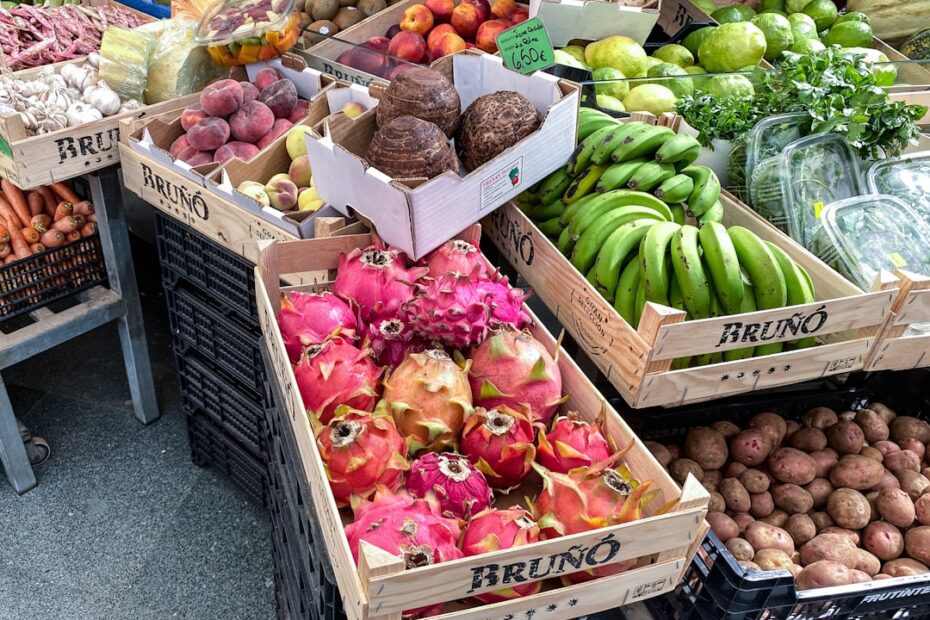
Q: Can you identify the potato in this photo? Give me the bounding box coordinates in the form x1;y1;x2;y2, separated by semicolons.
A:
796;560;851;590
644;441;673;467
749;492;774;518
901;438;927;462
896;470;930;500
789;428;827;453
871;469;900;493
848;569;872;584
826;421;865;455
730;430;772;467
855;549;881;576
876;487;916;528
869;402;897;424
891;416;930;443
838;410;857;422
706;512;739;543
720;478;751;513
905;526;930;565
804;478;833;509
810;511;833;532
854;409;889;443
768;448;817;485
772;483;813;514
866;491;880;522
669;458;704;485
860;446;883;462
745;521;794;555
684;426;729;470
791;550;801;564
788;563;803;577
749;412;788;449
739;468;770;494
785;513;816;545
821;527;861;546
708;491;726;513
725;537;754;562
799;533;859;568
725;461;748;478
827;488;871;530
882;558;929;577
885;449;921;474
666;444;679;460
785;419;801;439
915;494;930;525
863;521;904;561
873;440;900;456
922;467;930;482
754;548;794;572
733;512;755;533
803;407;838;430
712;420;741;440
873;573;893;580
809;449;839;479
740;560;761;571
702;470;722;491
761;509;789;528
830;454;885;490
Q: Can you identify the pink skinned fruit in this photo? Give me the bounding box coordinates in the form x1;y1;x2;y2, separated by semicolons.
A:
169;134;190;158
177;146;214;166
406;452;494;520
256;118;294;150
460;507;542;603
229;100;275;143
200;79;244;117
187;117;230;151
180;105;207;131
253;66;281;92
332;242;428;322
214;141;260;164
240;81;260;102
476;276;533;329
288;99;311;124
293;337;383;424
460;405;536;490
260;78;298;119
421;239;490;278
276;290;357;363
536;411;613;474
360;304;427;367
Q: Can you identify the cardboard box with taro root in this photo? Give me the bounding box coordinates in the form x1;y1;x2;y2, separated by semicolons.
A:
306;51;579;259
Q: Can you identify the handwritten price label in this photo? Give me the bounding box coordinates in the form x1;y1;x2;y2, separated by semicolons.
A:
496;18;555;75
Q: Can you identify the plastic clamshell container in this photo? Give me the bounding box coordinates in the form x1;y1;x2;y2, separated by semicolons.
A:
743;112;809;190
815;194;930;290
866;151;930;221
194;0;300;66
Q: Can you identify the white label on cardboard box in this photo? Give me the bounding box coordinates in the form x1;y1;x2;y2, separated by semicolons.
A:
481;156;524;212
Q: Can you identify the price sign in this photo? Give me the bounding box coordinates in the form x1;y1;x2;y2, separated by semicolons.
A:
496;18;555;75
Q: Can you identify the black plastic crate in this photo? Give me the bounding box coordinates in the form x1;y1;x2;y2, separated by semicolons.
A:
176;350;265;458
188;410;269;507
636;370;930;620
166;283;265;396
155;212;258;322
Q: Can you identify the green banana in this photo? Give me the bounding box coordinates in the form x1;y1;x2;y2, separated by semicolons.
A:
627;161;676;192
798;263;815;299
517;190;541;206
537;216;564;238
639;221;681;306
559;193;599;227
723;283;756;362
576;110;618;141
698;200;724;226
728;226;787;311
698;221;744;314
671;225;712;320
610;125;675;163
682;166;721;217
654;133;702;165
596;158;648;193
564;164;608;203
655;174;694;204
538;168;573;204
633;278;647;328
586;266;600;288
557;227;573;255
568;190;672;241
593;219;656;301
570;125;619;177
668;275;693;369
766;241;817;350
570;207;665;274
670;204;686;225
613;257;642;326
591;123;644;165
525;199;565;222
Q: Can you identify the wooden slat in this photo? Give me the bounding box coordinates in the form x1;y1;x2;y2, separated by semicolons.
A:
895;287;930;326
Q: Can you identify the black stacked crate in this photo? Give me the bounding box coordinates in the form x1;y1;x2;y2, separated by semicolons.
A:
155;212;269;505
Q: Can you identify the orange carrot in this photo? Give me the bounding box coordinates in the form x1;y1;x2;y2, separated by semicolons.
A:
0;243;9;258
26;191;43;217
0;224;8;244
29;242;44;253
40;229;64;248
66;231;81;242
31;214;50;233
86;213;97;223
53;201;73;221
50;181;80;205
73;200;94;216
4;253;17;264
37;186;57;216
2;179;31;228
0;196;28;258
20;227;39;244
53;216;80;233
81;222;97;237
72;214;86;227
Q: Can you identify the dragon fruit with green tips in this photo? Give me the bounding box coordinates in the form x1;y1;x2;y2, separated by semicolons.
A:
345;488;463;618
361;305;427;367
460;507;542;603
277;291;357;363
294;337;383;424
467;329;565;424
460;406;536;491
406;452;494;520
422;239;489;278
536;411;613;474
333;242;427;322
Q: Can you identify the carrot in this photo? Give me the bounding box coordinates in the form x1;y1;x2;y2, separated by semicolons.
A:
0;243;9;258
72;214;86;227
80;222;97;237
36;186;57;215
53;216;80;233
86;213;97;223
4;254;16;264
26;191;43;217
66;231;81;242
0;224;8;244
21;227;39;244
50;181;80;205
73;200;94;216
0;196;28;258
40;229;64;248
29;242;44;253
53;201;73;221
2;179;31;228
31;214;51;233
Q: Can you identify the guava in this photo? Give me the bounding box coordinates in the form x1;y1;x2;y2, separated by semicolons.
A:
823;20;873;48
751;13;795;60
785;0;810;14
596;95;626;113
592;67;630;99
585;35;648;77
788;13;819;40
682;26;716;56
561;45;588;64
835;11;870;25
646;62;694;98
653;43;694;68
790;36;826;54
622;84;678;116
703;74;755;98
712;5;755;23
698;22;768;73
841;47;897;86
802;0;838;31
691;0;717;15
553;50;591;70
685;65;709;89
759;0;785;11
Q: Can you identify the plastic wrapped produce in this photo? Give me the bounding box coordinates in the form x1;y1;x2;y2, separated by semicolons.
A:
139;20;226;104
98;26;156;103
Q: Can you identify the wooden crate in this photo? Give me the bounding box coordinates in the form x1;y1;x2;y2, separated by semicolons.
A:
255;228;709;620
865;271;930;372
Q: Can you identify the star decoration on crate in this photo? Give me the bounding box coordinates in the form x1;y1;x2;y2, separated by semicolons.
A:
546;604;558;612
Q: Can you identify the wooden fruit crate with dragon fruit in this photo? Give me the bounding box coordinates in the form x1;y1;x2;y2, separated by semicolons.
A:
255;225;709;620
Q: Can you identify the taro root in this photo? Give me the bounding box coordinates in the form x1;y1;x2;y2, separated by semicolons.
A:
376;67;461;138
456;90;541;172
365;116;458;180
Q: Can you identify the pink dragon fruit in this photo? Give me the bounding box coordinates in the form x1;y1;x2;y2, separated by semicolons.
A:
345;488;463;618
406;452;494;519
536;411;613;474
294;337;383;424
468;329;566;425
333;243;427;321
361;305;427;367
277;291;358;363
460;406;536;491
476;276;532;329
383;349;473;455
316;408;409;506
460;507;542;603
422;239;490;278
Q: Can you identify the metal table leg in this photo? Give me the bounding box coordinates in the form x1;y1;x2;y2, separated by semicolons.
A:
0;376;36;494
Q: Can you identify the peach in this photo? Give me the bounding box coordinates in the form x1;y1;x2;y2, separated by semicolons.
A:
256;118;295;150
451;3;482;38
340;101;367;118
169;134;190;158
475;19;509;53
260;79;298;119
177;146;214;166
240;81;260;102
340;47;389;76
388;31;427;63
424;0;454;22
427;23;456;51
187;117;230;151
288;155;313;187
180;106;207;132
214;141;260;164
230;101;275;143
200;79;243;117
364;36;392;52
237;181;270;207
265;176;299;210
254;67;282;92
491;0;516;19
288;99;311;124
432;31;466;57
400;4;434;36
462;0;491;21
509;6;528;23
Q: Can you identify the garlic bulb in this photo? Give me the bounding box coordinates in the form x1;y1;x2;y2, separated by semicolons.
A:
87;52;100;69
18;110;37;131
83;81;120;116
66;102;102;127
0;103;16;117
42;85;72;112
119;99;143;113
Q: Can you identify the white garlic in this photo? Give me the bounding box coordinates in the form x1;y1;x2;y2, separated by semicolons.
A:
87;52;100;69
119;99;143;113
66;102;102;127
82;81;121;116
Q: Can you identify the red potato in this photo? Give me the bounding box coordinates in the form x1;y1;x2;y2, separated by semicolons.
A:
873;440;901;456
750;492;774;518
733;512;755;533
854;409;889;443
809;449;839;478
884;449;921;474
796;561;851;590
644;441;672;467
890;417;930;444
863;521;904;561
754;548;793;572
871;469;900;492
761;509;789;528
799;533;859;568
768;448;817;485
882;558;929;577
810;511;833;532
739;469;770;494
720;478;751;513
905;526;930;565
896;470;930;500
702;470;722;491
838;410;857;422
789;428;827;452
827;488;871;530
803;407;838;430
848;569;872;584
707;512;739;543
712;420;741;439
744;521;794;555
900;438;926;461
726;461;748;478
684;427;729;470
749;412;788;449
805;478;834;508
668;458;703;485
725;537;754;561
785;420;801;439
830;454;885;490
821;527;860;546
868;402;897;424
855;549;881;576
860;446;884;462
772;483;813;514
708;492;725;513
826;421;865;455
876;488;915;528
785;513;816;545
666;445;679;460
730;430;773;466
915;494;930;525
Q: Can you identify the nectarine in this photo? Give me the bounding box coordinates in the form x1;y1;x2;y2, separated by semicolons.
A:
462;0;491;21
427;23;456;52
451;3;482;38
509;6;529;23
388;30;427;63
490;0;516;19
400;4;434;37
475;19;509;53
432;31;466;57
424;0;454;22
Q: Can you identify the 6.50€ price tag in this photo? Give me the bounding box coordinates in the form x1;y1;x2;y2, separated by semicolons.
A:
496;18;555;75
